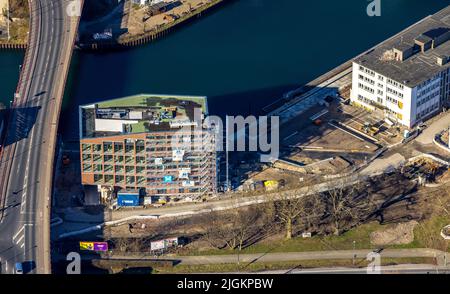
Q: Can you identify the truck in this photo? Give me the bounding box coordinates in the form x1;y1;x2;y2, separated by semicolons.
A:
15;262;23;274
117;192;140;207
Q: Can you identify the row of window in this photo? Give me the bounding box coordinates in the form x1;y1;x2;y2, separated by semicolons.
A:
81;141;145;154
386;78;404;90
417;89;440;107
417;102;439;120
357;94;373;106
386;86;404;98
83;163;146;173
93;174;146;186
358;83;374;94
417;82;440;98
417;74;440;90
359;65;375;77
150;188;201;194
358;74;375;85
82;154;146;164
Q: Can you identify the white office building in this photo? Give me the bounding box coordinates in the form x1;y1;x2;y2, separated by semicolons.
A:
350;6;450;128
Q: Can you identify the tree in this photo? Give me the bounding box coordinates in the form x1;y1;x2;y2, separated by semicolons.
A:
272;187;318;240
321;180;358;236
200;205;265;250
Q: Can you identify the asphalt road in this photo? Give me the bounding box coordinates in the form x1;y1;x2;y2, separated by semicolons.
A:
0;0;80;274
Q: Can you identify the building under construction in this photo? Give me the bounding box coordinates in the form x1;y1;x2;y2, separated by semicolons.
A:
79;94;218;202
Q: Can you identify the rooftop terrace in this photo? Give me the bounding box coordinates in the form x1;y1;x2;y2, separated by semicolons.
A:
79;94;208;139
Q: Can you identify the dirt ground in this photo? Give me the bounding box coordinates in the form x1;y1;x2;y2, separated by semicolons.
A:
127;0;214;36
370;221;419;246
0;0;29;44
103;171;449;254
54;151;83;208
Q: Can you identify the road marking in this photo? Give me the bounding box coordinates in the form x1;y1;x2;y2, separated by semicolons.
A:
283;131;299;141
21;122;37;214
12;225;25;241
12;224;34;256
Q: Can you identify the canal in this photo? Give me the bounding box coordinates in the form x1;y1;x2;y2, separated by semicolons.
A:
1;0;449;140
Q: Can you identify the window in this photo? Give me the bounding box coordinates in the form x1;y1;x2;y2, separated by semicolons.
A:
126;176;135;185
104;165;113;173
125;143;135;154
94;174;103;183
81;144;91;152
115;175;124;184
103;142;113;153
82;154;91;162
104;155;113;163
114;142;124;153
115;165;124;173
82;164;92;172
94;144;102;153
94;164;102;172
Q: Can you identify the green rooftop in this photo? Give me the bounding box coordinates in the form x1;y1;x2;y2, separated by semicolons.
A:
96;94;208;114
80;94;208;138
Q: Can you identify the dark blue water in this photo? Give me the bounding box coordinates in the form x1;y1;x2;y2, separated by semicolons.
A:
1;0;449;140
0;51;24;108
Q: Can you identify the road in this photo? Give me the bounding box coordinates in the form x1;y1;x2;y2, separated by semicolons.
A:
244;264;450;274
119;248;448;267
53;248;448;274
0;0;81;274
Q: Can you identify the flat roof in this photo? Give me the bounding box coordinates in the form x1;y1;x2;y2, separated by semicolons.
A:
80;94;208;139
354;5;450;88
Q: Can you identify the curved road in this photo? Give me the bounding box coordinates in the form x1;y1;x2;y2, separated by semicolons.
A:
0;0;81;274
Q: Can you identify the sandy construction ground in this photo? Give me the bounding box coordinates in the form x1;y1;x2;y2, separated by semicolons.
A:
0;0;8;25
128;0;216;36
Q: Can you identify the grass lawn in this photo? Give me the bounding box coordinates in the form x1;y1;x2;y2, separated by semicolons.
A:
182;222;384;256
394;215;450;251
180;216;450;257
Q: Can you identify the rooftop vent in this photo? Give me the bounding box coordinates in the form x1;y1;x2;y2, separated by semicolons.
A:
392;42;414;62
414;34;433;52
423;27;450;49
437;55;448;66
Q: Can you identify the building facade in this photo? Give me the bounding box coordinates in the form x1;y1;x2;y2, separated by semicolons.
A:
350;6;450;128
79;94;217;201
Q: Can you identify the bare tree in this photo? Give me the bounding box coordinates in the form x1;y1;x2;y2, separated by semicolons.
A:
299;191;325;233
321;180;358;236
272;188;317;240
200;205;265;250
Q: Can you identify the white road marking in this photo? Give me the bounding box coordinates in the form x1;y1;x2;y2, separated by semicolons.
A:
284;131;299;141
12;225;25;241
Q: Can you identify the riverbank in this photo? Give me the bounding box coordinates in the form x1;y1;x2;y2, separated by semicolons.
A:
79;0;228;50
0;0;227;51
0;0;29;47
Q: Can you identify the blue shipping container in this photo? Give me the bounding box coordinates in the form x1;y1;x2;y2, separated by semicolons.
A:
117;193;140;207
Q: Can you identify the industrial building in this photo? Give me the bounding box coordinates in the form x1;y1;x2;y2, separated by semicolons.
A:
350;6;450;128
79;94;218;204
